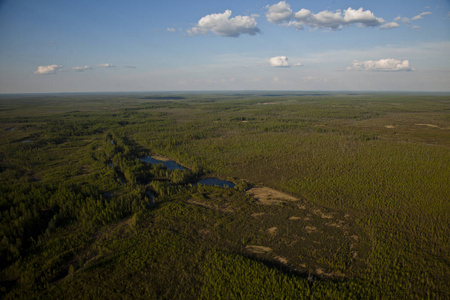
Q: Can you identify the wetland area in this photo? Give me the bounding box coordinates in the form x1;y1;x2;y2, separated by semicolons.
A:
0;92;449;299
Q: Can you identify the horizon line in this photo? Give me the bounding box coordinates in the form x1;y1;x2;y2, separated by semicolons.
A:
1;90;450;96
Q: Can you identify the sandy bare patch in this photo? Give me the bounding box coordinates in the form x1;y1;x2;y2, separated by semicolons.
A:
304;217;311;221
260;102;276;105
241;120;249;123
275;256;288;264
267;227;277;235
251;212;266;217
415;124;439;128
316;268;334;277
297;204;306;210
316;268;344;278
246;245;272;254
289;216;301;220
325;222;342;228
305;226;317;233
247;187;298;205
384;125;395;129
313;209;333;219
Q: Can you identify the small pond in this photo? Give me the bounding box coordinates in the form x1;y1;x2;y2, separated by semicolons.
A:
197;178;235;188
140;156;234;188
140;156;184;170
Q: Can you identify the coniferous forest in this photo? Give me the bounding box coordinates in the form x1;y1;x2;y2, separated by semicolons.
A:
0;92;449;298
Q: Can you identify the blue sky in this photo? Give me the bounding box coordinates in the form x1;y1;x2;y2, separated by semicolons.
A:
0;0;449;93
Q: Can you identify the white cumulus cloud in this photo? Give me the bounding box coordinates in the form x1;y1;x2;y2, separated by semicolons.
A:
72;65;93;72
347;59;413;72
34;64;63;74
394;16;410;24
266;1;293;24
393;11;430;29
343;7;384;27
380;22;399;29
291;8;345;30
97;63;115;68
269;56;290;67
188;10;260;37
167;27;176;32
266;1;387;30
412;11;431;21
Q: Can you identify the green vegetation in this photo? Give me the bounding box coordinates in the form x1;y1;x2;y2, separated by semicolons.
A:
1;92;449;298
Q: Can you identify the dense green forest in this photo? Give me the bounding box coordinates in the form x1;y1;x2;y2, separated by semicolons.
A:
0;92;449;298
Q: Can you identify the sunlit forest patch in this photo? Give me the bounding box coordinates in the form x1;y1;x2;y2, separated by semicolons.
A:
0;92;449;298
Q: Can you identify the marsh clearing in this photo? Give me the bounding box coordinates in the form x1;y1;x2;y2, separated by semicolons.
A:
181;182;358;279
415;123;439;128
246;187;298;205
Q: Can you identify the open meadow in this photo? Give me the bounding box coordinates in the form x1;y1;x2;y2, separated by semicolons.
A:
0;92;449;298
